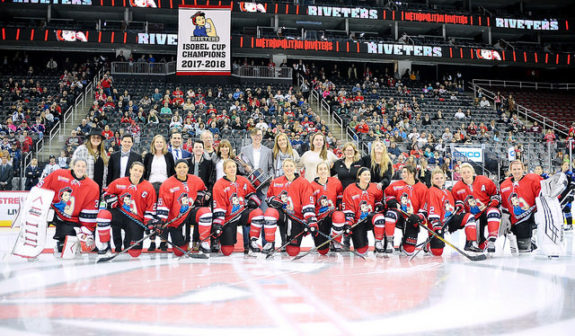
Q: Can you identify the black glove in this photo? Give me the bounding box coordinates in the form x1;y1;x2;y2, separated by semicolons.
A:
343;224;352;236
212;223;223;237
247;198;259;209
103;194;118;209
267;197;284;209
306;220;319;237
374;203;384;213
431;221;444;236
407;214;424;228
386;198;399;210
147;219;164;235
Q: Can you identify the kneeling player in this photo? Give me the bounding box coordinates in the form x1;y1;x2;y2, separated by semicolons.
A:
96;162;156;257
156;159;212;256
213;159;266;256
427;168;481;256
37;158;100;255
267;159;318;256
452;163;501;253
500;160;542;253
310;162;345;252
342;167;384;255
383;165;428;256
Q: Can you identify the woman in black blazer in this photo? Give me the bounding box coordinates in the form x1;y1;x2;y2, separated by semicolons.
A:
143;135;175;251
330;142;363;190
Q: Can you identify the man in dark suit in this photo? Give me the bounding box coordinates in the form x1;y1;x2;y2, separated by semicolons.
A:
106;134;142;186
0;153;13;191
168;132;191;163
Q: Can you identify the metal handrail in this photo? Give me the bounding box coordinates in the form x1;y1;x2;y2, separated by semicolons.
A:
472;79;575;91
471;82;569;137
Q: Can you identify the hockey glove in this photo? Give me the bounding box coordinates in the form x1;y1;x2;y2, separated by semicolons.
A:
267;197;284;209
103;194;118;209
386;198;399;210
374;203;385;213
431;220;444;236
212;223;224;238
407;214;425;228
247;198;259;209
455;203;465;215
147;219;165;235
306;219;319;237
343;224;352;236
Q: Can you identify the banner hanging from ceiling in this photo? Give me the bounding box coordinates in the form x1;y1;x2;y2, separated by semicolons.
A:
176;5;231;75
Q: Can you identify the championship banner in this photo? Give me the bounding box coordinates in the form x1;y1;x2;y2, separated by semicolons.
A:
177;5;231;75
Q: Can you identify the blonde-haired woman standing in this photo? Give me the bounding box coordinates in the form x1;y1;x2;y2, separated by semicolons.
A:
361;139;393;190
299;132;337;182
143;134;175;251
272;133;300;177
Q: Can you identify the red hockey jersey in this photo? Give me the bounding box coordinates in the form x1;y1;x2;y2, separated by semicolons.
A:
213;175;259;225
267;175;315;222
157;175;207;228
342;183;383;224
37;168;99;230
384;180;428;217
426;186;456;225
104;177;156;224
451;175;500;218
310;177;343;220
500;173;542;224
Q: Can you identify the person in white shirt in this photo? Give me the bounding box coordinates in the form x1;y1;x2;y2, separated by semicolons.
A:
41;155;60;179
454;108;466;119
479;97;491;108
300;132;338;182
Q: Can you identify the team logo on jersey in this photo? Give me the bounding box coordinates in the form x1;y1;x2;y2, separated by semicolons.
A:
359;201;372;220
443;199;454;218
465;195;483;215
317;195;334;215
121;193;137;214
509;193;529;216
230;193;243;214
279;191;294;214
178;193;191;214
54;187;75;217
142;192;148;198
400;193;414;215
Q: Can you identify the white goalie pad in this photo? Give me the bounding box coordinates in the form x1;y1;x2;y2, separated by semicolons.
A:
61;236;81;259
541;173;568;198
535;195;565;257
11;187;55;259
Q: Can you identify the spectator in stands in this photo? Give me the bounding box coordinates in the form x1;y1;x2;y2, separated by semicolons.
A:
418;158;431;187
20;131;33;153
72;128;107;191
544;129;557;144
454;108;465;120
24;157;41;190
152;88;162;103
147;110;159;124
434;110;444;120
102;125;113;140
76;119;91;136
529;121;542;133
272;133;300;177
160;102;172;115
0;151;13;191
100;74;113;97
201;131;216;160
479;97;491;109
41;155;59;179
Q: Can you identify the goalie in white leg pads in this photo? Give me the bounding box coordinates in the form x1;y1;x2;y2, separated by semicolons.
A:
534;172;568;257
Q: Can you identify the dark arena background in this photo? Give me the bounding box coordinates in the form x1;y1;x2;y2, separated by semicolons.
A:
1;0;575;335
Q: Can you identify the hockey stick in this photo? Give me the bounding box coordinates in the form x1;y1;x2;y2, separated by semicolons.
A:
282;211;366;260
97;208;195;263
397;209;486;261
292;216;371;261
410;212;457;261
265;209;334;259
120;210;208;259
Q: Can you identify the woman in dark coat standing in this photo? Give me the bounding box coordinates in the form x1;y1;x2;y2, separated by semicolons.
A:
330;142;363;190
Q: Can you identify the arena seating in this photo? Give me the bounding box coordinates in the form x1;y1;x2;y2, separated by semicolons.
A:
499;89;575;126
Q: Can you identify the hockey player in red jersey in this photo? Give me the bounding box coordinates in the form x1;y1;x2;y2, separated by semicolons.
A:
156;159;212;256
96;162;156;257
426;168;482;256
213;159;265;256
267;158;318;256
37;158;100;254
452;163;501;253
500;160;542;253
310;162;345;252
382;165;427;256
342;167;384;255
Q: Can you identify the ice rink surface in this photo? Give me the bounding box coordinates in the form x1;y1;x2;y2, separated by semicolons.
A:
1;228;575;336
